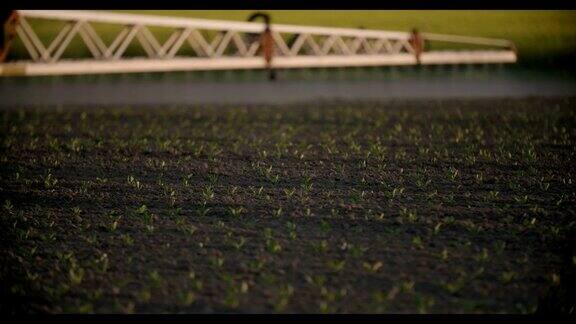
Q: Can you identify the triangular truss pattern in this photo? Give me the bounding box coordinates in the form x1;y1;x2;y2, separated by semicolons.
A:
14;15;421;62
3;10;517;76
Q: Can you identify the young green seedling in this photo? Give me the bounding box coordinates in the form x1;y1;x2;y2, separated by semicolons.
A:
229;206;245;217
363;261;383;273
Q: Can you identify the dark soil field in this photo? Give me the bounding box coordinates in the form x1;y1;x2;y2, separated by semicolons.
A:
0;98;575;313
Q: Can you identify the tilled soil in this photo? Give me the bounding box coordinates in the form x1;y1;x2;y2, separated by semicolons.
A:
0;98;575;313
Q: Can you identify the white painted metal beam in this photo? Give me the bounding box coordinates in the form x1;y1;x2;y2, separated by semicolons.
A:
0;51;517;76
421;51;517;65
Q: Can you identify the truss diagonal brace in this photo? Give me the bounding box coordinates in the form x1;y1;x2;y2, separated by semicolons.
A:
112;25;140;60
50;21;83;62
165;28;192;58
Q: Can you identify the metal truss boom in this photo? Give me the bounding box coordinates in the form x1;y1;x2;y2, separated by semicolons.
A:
0;10;517;76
